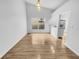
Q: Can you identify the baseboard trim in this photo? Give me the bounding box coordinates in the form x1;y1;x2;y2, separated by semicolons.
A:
0;33;27;59
31;32;50;34
65;44;79;56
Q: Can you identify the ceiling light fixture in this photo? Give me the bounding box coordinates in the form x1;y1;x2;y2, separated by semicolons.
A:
36;0;41;11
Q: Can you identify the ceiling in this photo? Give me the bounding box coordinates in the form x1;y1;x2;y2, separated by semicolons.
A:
25;0;68;9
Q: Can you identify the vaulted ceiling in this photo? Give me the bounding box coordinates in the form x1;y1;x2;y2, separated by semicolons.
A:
25;0;69;10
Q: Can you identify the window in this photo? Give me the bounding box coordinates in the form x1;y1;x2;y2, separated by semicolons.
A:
32;18;45;29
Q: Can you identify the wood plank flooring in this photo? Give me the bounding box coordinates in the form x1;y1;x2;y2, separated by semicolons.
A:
2;33;79;59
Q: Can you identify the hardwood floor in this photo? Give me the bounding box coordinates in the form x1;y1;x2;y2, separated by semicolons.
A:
2;33;79;59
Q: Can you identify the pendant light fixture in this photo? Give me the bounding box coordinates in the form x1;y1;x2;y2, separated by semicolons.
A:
36;0;41;11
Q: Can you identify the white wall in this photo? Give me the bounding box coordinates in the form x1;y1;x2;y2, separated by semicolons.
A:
0;0;27;58
50;0;79;56
66;0;79;56
26;3;51;33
